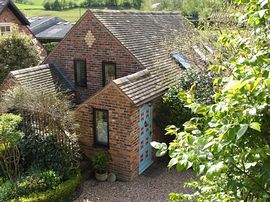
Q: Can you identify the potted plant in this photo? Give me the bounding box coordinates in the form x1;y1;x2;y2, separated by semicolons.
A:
91;151;109;181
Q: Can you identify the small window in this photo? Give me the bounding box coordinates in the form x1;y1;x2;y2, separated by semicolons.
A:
102;62;116;86
74;59;87;87
94;109;109;147
171;51;191;69
0;23;12;35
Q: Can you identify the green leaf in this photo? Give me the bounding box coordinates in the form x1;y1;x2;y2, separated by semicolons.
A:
168;157;179;168
151;141;162;150
249;122;261;132
236;124;249;140
258;9;267;18
191;130;201;135
203;141;215;150
156;149;167;157
206;162;226;179
176;163;185;172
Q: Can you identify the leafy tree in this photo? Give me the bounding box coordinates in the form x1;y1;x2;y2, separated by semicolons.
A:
0;27;41;84
152;0;270;201
155;0;225;20
155;68;215;130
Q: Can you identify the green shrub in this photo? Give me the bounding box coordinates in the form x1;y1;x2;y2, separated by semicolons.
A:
17;169;61;196
42;42;58;53
1;170;80;202
0;27;41;83
155;68;215;130
20;134;80;180
0;180;17;202
0;113;23;180
91;151;109;174
0;169;62;201
11;170;81;202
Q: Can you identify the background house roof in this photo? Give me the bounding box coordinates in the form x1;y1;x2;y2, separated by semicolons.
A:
91;10;202;106
0;0;29;25
9;64;74;95
28;16;74;41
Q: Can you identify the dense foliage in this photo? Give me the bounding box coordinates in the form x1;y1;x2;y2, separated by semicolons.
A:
91;151;110;174
0;114;23;180
1;170;81;202
11;170;81;202
0;169;61;201
152;0;270;201
41;0;151;10
154;0;225;19
0;86;81;201
42;42;59;53
155;68;215;130
20;134;80;180
0;86;75;132
81;0;151;9
0;27;41;84
43;0;79;10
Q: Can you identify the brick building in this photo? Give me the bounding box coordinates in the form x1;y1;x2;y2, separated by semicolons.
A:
0;0;46;55
43;10;205;181
4;9;205;180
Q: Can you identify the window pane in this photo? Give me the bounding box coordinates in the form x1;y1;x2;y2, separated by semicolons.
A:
0;27;5;32
104;63;116;85
6;26;10;32
95;110;108;146
75;60;86;87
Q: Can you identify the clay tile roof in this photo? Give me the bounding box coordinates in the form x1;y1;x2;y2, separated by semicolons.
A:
91;10;200;105
0;0;29;25
10;64;74;95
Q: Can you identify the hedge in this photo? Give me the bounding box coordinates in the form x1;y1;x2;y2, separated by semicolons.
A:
10;170;81;202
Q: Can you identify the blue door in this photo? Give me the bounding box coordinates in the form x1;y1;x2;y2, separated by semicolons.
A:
139;103;153;174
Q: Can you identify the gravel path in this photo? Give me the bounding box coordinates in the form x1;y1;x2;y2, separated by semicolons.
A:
74;162;196;202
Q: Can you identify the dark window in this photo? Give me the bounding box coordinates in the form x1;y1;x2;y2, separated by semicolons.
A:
171;51;191;69
74;59;87;87
94;109;109;147
102;62;116;86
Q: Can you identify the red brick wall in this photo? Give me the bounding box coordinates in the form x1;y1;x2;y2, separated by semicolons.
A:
76;83;165;181
76;83;139;181
0;7;47;58
45;11;143;103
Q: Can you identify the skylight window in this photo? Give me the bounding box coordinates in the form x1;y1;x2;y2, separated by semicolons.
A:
171;51;191;69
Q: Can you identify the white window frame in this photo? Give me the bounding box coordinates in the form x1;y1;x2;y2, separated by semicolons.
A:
0;23;13;35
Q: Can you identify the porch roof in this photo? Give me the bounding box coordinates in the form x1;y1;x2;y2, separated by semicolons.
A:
9;64;75;95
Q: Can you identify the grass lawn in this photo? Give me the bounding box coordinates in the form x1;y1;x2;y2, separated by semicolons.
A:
18;6;87;22
20;0;85;6
16;3;44;9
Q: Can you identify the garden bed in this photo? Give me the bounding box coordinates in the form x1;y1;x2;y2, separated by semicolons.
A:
10;170;81;202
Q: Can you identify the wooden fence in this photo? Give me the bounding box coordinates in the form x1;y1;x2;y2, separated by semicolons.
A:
18;110;74;149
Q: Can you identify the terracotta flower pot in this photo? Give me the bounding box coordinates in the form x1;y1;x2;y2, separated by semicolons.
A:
95;171;108;181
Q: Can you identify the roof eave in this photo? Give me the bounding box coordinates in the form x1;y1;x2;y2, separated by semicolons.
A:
8;1;30;25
